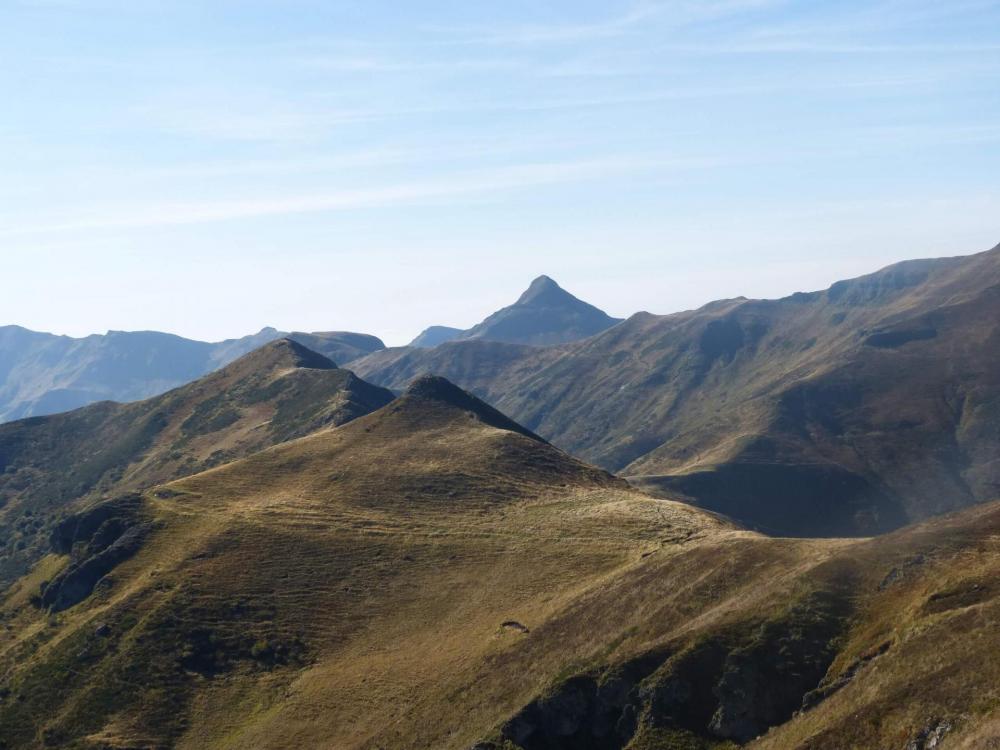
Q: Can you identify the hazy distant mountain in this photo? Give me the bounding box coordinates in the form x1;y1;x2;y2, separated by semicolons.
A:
286;330;386;363
408;325;464;348
0;325;384;422
354;243;1000;536
460;274;623;345
407;275;622;349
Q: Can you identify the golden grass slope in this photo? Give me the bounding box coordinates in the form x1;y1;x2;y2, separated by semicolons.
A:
0;376;721;749
0;377;998;749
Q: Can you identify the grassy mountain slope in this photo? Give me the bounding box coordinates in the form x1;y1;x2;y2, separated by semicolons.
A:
0;377;721;749
354;244;1000;535
1;378;997;749
0;339;393;588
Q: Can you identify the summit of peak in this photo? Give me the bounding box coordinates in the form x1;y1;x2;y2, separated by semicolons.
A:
516;275;569;305
222;338;338;375
402;374;545;442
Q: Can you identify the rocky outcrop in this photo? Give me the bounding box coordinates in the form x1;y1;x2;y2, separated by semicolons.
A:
499;651;669;750
800;640;892;711
708;595;847;742
487;591;852;749
906;719;952;750
40;494;153;612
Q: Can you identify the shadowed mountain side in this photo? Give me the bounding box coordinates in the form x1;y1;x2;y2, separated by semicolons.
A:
352;339;563;397
356;244;1000;536
0;339;394;588
1;378;999;748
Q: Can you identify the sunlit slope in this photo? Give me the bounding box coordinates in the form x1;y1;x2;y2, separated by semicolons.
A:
0;376;721;749
0;338;393;588
474;499;1000;750
2;376;998;749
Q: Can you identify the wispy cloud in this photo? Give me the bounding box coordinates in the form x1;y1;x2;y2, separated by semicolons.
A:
13;0;172;11
429;0;792;46
0;154;730;236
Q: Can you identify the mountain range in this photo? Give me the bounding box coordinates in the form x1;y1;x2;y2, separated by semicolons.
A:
353;244;1000;536
1;243;1000;749
0;275;618;424
0;326;385;423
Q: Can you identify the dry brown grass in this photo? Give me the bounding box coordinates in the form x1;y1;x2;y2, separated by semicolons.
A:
1;380;999;749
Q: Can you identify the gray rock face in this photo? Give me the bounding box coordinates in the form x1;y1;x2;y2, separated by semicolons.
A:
906;720;952;750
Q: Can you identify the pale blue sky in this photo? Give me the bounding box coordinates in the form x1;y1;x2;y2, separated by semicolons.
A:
2;0;998;344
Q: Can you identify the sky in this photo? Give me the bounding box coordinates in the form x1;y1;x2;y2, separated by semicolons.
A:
1;0;999;345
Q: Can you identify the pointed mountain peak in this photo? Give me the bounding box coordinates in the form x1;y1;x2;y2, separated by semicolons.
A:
516;275;572;305
402;375;545;442
404;275;622;349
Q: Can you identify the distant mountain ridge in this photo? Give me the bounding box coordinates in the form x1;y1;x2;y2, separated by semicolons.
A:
408;275;622;347
0;276;616;423
0;325;385;422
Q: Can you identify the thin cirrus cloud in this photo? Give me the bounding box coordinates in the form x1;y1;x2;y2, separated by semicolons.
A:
0;154;735;237
130;63;972;146
426;0;788;45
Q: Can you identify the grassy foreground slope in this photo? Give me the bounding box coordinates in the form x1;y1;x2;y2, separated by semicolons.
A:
0;375;719;749
0;377;998;749
354;244;1000;536
0;339;393;588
